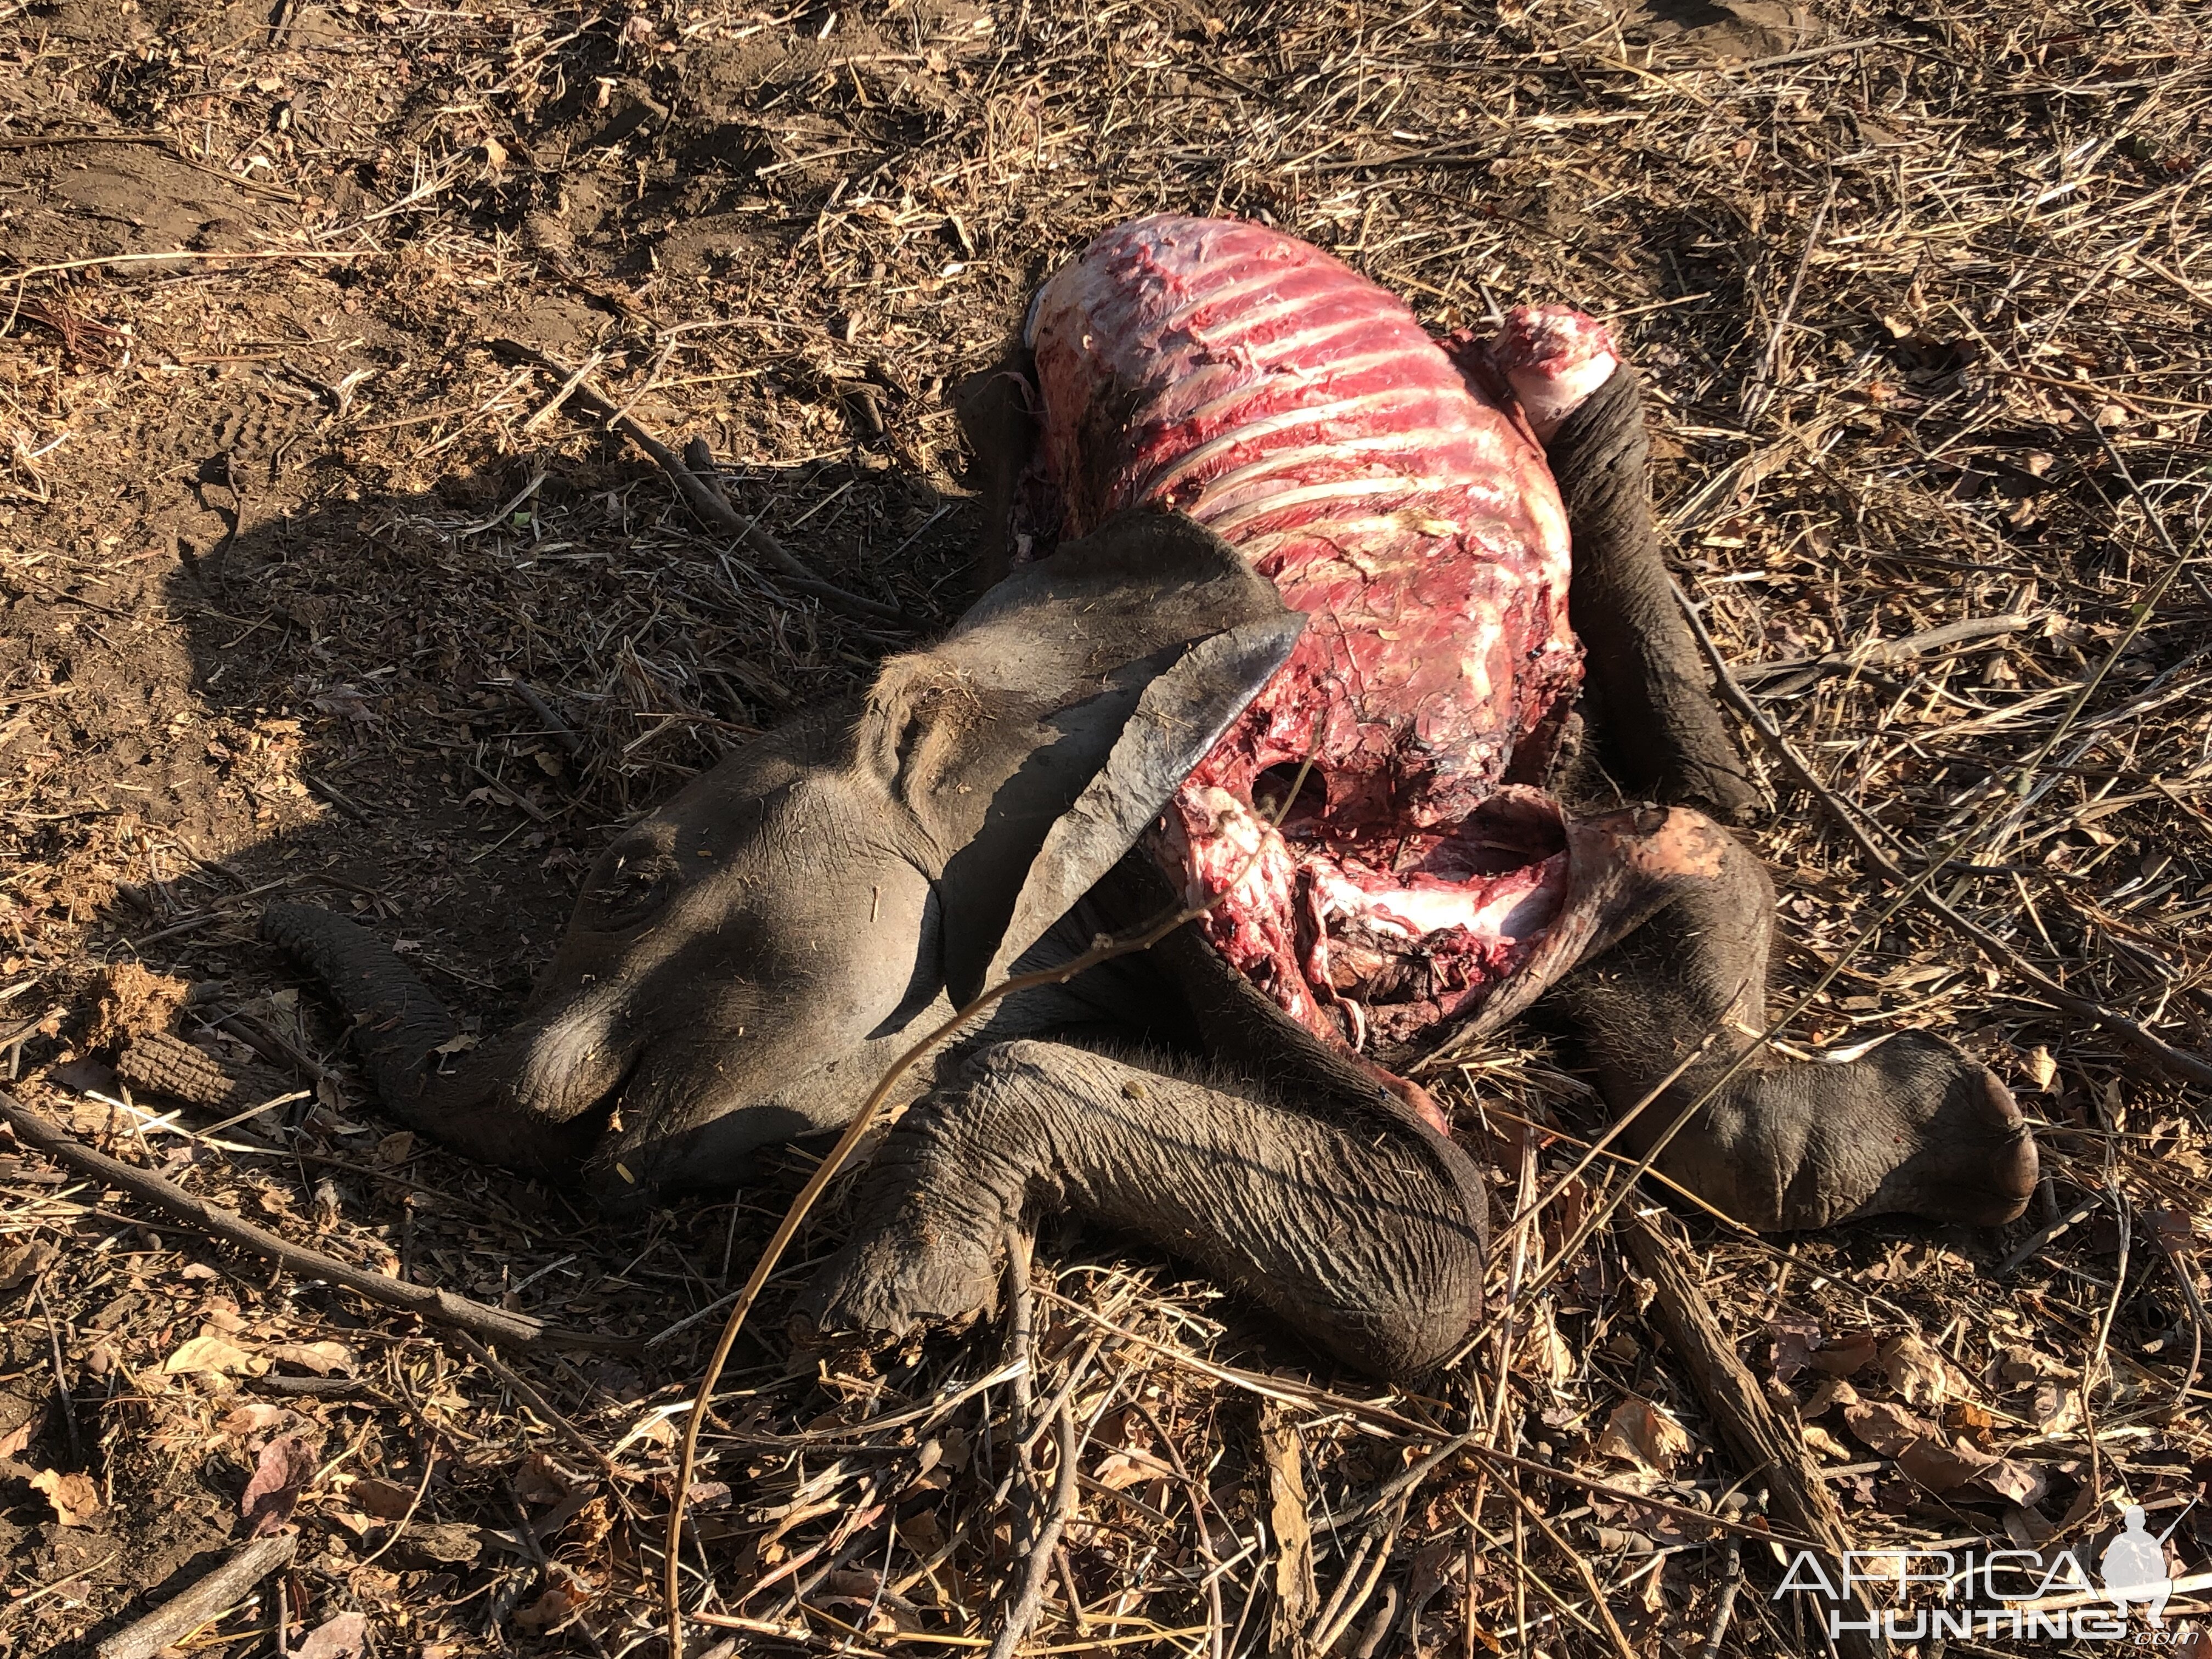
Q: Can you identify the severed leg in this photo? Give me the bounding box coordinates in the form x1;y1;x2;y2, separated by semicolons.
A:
797;1039;1489;1380
1489;310;1763;824
1554;806;2039;1232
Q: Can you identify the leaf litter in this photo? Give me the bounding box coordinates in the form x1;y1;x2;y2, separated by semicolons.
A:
0;0;2208;1652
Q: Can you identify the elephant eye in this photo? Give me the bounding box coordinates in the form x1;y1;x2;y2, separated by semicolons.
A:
592;852;679;930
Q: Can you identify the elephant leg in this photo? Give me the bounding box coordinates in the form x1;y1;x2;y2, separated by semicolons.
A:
1554;808;2038;1231
798;1040;1488;1380
1541;359;1762;823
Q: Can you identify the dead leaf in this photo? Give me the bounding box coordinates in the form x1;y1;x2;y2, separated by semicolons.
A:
349;1475;420;1520
1880;1333;1959;1407
219;1403;297;1441
1897;1435;1994;1493
0;1419;34;1459
1523;1302;1575;1384
514;1584;583;1633
895;1508;945;1554
30;1468;101;1526
2006;1504;2057;1549
1803;1378;1859;1417
1769;1316;1819;1385
1989;1344;2075;1388
0;1238;58;1290
266;1340;355;1376
1950;1401;1996;1436
1843;1399;1934;1459
2146;1206;2196;1254
1978;1460;2051;1506
374;1131;415;1164
166;1333;263;1375
1809;1329;1879;1376
398;1521;483;1565
1595;1398;1692;1475
293;1611;368;1659
1802;1424;1853;1461
817;1567;926;1634
515;1450;571;1507
2023;1382;2078;1433
241;1432;319;1534
2026;1046;2057;1090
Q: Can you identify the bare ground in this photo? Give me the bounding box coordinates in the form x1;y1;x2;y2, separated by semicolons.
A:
2;0;2210;1654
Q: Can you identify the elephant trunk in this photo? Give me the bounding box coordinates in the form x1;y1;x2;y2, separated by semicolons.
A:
262;904;605;1176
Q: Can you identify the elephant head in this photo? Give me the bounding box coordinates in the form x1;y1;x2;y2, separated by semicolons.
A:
265;509;1303;1207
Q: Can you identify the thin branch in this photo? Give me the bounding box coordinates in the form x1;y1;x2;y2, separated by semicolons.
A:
984;1395;1080;1659
0;1090;628;1352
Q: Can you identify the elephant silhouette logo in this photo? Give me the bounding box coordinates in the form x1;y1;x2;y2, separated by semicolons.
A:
2101;1505;2176;1627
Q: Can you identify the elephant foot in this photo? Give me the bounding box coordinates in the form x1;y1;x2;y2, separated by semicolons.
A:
1835;1035;2038;1227
1658;1031;2038;1233
796;1097;1017;1345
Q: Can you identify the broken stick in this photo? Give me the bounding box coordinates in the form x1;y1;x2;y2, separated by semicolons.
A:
96;1532;296;1659
1620;1213;1889;1659
0;1088;629;1352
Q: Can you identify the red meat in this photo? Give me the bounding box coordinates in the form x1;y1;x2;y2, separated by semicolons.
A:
1024;215;1620;1058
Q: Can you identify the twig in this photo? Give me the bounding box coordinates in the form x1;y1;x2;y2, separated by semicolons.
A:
2146;1218;2208;1413
95;1533;297;1659
4;250;360;285
468;760;554;824
1995;1194;2101;1275
487;678;585;756
206;1003;338;1086
487;338;907;625
1004;1226;1036;1427
1032;1288;1815;1550
31;1277;81;1465
353;1429;437;1571
1621;1214;1886;1659
1497;1480;1637;1659
1740;174;1837;426
0;1090;628;1351
1312;1498;1404;1654
1731;611;2039;686
985;1395;1080;1659
1346;1577;1401;1659
0;130;173;150
1699;1529;1743;1659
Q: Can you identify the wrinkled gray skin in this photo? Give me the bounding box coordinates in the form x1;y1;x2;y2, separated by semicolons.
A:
266;360;2038;1380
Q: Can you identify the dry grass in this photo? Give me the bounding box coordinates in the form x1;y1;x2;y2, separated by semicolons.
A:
2;0;2210;1654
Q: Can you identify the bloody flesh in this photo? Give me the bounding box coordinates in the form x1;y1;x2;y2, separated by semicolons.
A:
1024;215;1619;1056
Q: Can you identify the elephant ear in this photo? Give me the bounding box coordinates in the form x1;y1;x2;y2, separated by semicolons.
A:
865;506;1302;1005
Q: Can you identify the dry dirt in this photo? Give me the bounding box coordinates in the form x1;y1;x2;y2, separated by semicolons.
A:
2;0;2210;1655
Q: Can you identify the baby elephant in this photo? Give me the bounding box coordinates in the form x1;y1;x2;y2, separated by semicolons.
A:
268;215;2036;1380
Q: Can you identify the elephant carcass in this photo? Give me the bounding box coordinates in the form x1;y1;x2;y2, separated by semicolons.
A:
266;216;2037;1381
